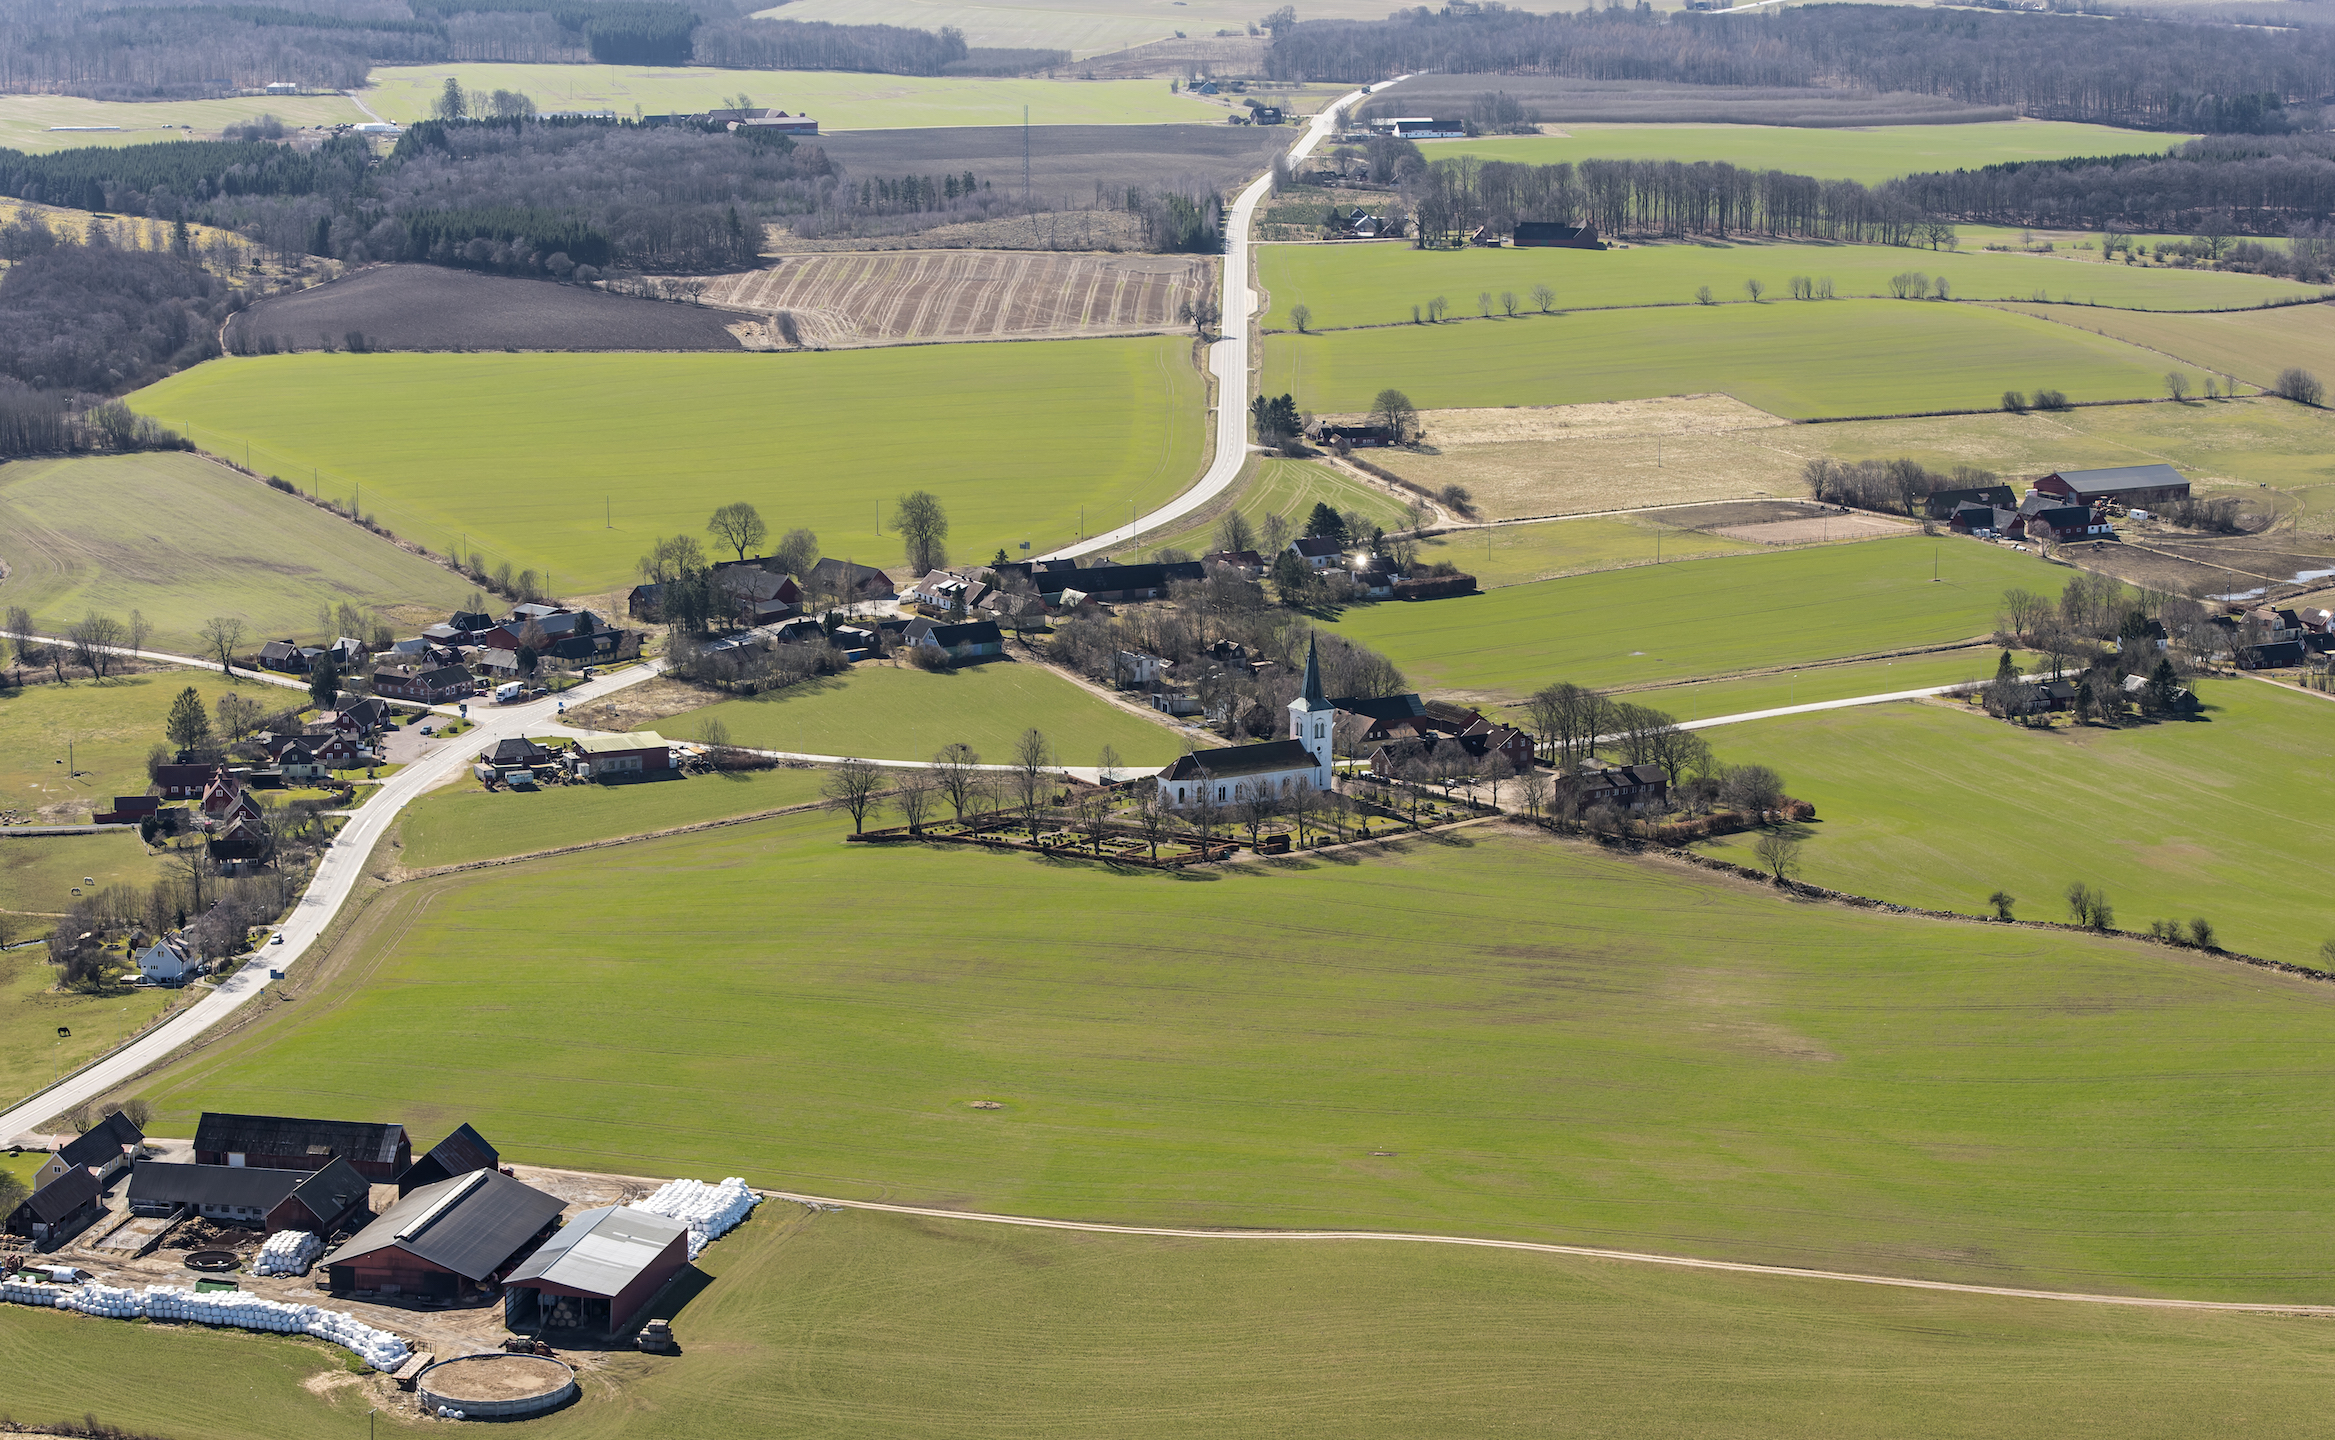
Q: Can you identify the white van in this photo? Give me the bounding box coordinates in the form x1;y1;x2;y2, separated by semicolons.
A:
494;681;525;704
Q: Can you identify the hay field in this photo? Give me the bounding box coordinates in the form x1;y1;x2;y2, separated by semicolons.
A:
1263;300;2172;420
0;453;473;654
1252;242;2323;332
127;339;1205;594
669;658;1185;766
138;806;2335;1301
1993;301;2335;393
0;92;364;153
398;766;836;870
702;251;1212;345
1426;119;2182;185
1697;680;2335;966
364;64;1215;127
1324;534;2061;700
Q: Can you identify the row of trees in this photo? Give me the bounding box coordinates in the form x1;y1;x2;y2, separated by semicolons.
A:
1883;137;2335;240
1266;6;2335;133
1804;456;2004;516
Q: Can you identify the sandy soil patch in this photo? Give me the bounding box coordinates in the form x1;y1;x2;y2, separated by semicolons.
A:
1714;512;1910;545
560;675;722;734
701;249;1211;347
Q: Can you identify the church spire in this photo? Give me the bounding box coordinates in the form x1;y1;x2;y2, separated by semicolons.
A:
1299;634;1325;706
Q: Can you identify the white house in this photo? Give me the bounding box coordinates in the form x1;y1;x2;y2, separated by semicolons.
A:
137;933;203;987
1289;536;1344;571
1156;638;1335;808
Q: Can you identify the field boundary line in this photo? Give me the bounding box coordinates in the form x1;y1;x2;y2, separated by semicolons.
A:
756;1188;2335;1315
397;793;849;879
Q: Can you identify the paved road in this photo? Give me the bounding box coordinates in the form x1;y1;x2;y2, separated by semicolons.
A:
761;1187;2335;1316
0;657;665;1144
1677;683;1966;732
1041;79;1403;560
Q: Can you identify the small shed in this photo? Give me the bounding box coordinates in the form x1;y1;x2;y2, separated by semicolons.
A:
570;732;674;779
8;1165;104;1243
504;1205;691;1338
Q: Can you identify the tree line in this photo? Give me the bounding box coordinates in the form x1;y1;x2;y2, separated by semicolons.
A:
1881;135;2335;245
0;0;1062;99
1268;5;2335;133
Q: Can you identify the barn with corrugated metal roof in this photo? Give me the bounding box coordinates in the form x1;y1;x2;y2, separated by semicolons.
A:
503;1205;691;1338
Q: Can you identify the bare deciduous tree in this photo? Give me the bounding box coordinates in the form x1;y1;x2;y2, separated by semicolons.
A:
1531;283;1556;313
932;742;981;821
1010;726;1054;830
823;757;884;834
198;615;246;674
1134;788;1175;861
892;769;937;834
1754;829;1803;883
71;612;125;679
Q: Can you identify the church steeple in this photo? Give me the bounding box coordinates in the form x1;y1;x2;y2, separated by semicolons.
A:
1289;635;1334;771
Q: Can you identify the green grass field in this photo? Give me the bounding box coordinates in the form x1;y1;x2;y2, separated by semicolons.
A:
1254;241;2322;332
129;343;1206;595
10;1201;2335;1438
1996;300;2335;394
1146;457;1413;557
1324;535;2063;701
0;453;473;654
399;766;835;869
1429;119;2183;185
0;670;286;820
0;92;365;153
1416;512;1757;589
1696;680;2335;966
677;658;1184;767
1264;300;2174;419
1612;648;2018;723
0;832;172;939
137;807;2335;1301
364;64;1217;128
0;934;173;1105
0;1307;351;1438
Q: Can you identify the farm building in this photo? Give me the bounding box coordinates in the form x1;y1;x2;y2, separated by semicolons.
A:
808;557;897;602
127;1158;372;1235
95;794;161;825
570;732;674;779
374;664;475;703
7;1165;103;1244
194;1112;411;1181
1512;221;1604;249
397;1123;501;1196
993;559;1204;604
2020;504;2112;544
151;763;221;800
903;618;1004;661
1311;422;1398;447
503;1204;691;1338
321;1169;565;1298
2032;464;2191;507
2240;639;2307;669
35;1111;145;1188
1923;484;2018;520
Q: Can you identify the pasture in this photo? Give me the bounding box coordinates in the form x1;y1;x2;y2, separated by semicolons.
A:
1145;457;1413;558
1427;119;2183;185
701;251;1212;347
671;658;1184;766
0;832;172;944
1696;680;2335;967
0;453;474;653
1253;240;2322;333
363;64;1215;128
0;671;282;821
0;926;173;1101
127;340;1206;594
1411;511;1757;589
0;92;364;153
398;766;836;870
748;0;1393;55
1322;535;2062;700
1262;300;2173;420
137;808;2335;1301
11;1204;2335;1438
1617;648;2016;723
0;1306;350;1439
1995;301;2335;395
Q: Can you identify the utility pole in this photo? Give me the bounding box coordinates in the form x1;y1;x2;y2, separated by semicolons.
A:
605;496;611;529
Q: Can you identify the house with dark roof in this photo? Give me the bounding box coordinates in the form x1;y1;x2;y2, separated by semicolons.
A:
152;762;222;800
257;639;316;674
1203;549;1264;574
1002;561;1204;604
2033;463;2191;507
807;558;897;602
35;1111;145;1187
2239;639;2307;669
374;663;475;703
504;1204;692;1338
1922;485;2018;520
1310;422;1399;447
128;1158;372;1235
397;1124;501;1196
194;1112;411;1181
902;617;1004;662
1290;536;1344;570
2018;502;2111;544
478;737;554;771
7;1165;103;1243
321;1168;565;1298
1512;220;1604;249
1560;762;1670;812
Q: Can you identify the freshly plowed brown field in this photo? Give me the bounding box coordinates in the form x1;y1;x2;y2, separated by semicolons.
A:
701;250;1213;347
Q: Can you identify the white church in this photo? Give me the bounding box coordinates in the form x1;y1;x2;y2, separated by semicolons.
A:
1154;637;1336;808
